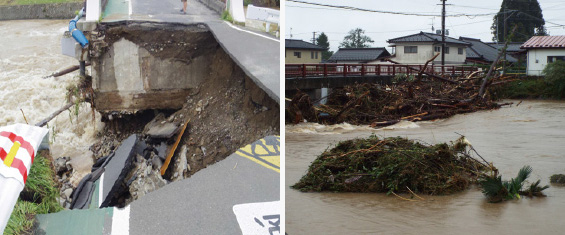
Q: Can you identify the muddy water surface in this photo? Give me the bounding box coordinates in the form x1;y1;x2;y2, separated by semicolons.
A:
0;20;103;184
286;100;565;234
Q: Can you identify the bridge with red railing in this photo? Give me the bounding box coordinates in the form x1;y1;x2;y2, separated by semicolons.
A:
285;63;479;90
286;63;479;78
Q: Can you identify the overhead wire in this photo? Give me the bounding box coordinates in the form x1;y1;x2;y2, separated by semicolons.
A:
286;0;497;17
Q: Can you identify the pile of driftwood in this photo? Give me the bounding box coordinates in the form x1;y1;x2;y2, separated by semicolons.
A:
287;27;518;126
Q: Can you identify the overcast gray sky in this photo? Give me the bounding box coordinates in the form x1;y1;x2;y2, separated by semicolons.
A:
284;0;565;52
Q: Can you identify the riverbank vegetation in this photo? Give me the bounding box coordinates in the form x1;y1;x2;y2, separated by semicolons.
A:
5;151;62;235
493;61;565;99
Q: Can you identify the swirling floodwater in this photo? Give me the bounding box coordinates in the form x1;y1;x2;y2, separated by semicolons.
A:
0;20;103;184
286;100;565;234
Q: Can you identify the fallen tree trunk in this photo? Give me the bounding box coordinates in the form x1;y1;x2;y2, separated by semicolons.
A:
478;25;517;99
43;62;91;79
35;102;75;127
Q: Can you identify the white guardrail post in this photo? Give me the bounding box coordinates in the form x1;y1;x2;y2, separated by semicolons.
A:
0;124;48;234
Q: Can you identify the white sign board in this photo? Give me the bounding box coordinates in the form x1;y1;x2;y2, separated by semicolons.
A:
233;201;280;235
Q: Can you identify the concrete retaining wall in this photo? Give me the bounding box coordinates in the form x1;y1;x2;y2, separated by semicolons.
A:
0;2;83;21
196;0;224;15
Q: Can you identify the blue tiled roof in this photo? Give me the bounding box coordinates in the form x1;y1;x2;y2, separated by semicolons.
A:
328;48;391;62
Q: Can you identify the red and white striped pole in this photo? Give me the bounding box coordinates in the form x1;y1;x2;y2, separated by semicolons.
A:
0;124;48;233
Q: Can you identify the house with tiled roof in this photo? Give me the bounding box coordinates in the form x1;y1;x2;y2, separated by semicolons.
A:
521;35;565;75
387;32;470;65
327;47;391;64
460;37;517;64
285;39;325;64
487;42;526;61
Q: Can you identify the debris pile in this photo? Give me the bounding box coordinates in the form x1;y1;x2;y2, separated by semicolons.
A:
288;77;506;126
292;135;488;195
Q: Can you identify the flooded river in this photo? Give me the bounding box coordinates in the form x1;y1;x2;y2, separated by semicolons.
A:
286;100;565;234
0;20;102;183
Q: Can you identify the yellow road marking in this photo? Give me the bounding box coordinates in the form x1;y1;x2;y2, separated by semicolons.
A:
235;136;280;173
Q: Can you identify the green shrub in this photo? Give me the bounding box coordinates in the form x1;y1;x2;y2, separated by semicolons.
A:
542;60;565;98
221;10;233;22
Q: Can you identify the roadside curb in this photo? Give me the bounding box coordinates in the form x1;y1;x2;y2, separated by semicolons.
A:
0;2;83;21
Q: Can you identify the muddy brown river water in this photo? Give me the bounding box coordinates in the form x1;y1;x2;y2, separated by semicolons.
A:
286;100;565;234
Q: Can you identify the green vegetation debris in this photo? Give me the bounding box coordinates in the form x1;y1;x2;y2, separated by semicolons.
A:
292;135;488;195
5;152;63;235
479;165;549;203
550;174;565;184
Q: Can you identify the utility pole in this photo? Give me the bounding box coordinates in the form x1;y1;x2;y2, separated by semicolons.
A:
441;0;446;66
503;4;508;74
312;32;317;44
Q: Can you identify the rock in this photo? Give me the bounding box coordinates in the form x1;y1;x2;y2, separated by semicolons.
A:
170;145;189;182
54;157;69;175
128;156;167;201
63;188;73;199
69;152;94;187
143;113;181;139
151;153;163;171
57;197;65;207
156;142;168;161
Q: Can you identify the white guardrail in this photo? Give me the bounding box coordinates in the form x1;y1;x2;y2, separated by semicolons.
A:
0;124;48;234
246;4;279;32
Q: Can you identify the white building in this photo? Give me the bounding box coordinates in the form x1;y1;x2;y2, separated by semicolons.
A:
387;32;470;65
521;36;565;76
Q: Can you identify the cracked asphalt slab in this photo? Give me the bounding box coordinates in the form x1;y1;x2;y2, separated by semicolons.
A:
35;136;280;235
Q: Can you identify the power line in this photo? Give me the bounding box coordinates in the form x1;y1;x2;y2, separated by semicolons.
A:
286;0;496;17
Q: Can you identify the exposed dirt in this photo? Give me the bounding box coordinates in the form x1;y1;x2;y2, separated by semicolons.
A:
99;22;216;64
88;23;279;188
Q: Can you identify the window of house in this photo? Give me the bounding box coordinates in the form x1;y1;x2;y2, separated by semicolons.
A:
316;52;319;59
548;56;565;63
434;46;441;52
458;48;464;55
404;46;418;54
311;51;314;59
294;51;301;58
445;47;450;54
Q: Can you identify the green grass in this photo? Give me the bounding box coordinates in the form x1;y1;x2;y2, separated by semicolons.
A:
4;153;63;235
0;0;80;6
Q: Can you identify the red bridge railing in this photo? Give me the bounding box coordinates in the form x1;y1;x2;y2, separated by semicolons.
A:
285;64;479;78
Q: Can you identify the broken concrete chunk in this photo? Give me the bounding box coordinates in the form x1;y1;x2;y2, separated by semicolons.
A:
156;142;168;161
143;113;182;139
54;157;70;175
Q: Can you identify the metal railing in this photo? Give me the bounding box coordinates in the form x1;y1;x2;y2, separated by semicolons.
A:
285;64;479;78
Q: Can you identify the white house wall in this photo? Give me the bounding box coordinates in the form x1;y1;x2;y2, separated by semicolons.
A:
394;42;466;65
526;48;565;76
